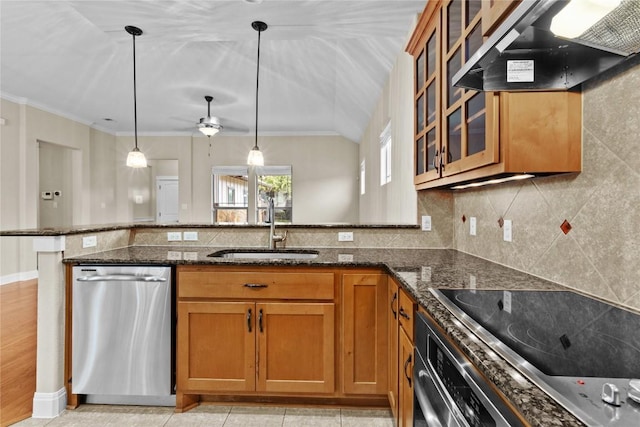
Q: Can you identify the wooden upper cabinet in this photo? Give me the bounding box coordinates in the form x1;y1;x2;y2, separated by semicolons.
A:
411;4;441;184
482;0;521;36
441;0;499;178
407;0;581;190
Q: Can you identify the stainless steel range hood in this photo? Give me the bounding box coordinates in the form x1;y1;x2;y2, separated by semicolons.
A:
453;0;640;91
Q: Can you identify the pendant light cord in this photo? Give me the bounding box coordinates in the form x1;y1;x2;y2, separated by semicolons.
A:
132;31;139;150
254;27;261;150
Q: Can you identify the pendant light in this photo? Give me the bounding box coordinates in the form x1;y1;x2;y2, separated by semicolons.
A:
197;95;223;137
125;25;147;168
247;21;267;166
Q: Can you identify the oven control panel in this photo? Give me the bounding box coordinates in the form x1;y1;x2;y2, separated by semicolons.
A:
429;337;496;427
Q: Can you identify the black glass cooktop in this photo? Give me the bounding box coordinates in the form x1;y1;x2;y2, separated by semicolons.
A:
438;289;640;378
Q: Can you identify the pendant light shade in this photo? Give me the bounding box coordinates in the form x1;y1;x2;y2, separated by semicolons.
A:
125;25;147;168
197;95;222;137
247;20;267;166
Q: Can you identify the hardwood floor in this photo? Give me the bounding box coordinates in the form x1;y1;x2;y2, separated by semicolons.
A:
1;279;37;427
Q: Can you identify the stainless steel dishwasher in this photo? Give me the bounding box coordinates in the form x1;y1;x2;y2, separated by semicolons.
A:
72;265;174;405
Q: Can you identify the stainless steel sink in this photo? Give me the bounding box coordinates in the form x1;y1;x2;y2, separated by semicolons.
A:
208;249;319;260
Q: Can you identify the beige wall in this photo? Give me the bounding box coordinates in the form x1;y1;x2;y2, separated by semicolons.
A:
359;24;418;225
452;62;640;312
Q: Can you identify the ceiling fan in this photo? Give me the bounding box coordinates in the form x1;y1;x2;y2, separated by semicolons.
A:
197;95;223;137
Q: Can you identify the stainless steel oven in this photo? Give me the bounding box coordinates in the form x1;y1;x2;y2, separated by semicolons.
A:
414;311;525;427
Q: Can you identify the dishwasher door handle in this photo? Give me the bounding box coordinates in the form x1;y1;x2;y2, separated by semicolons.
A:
76;274;167;282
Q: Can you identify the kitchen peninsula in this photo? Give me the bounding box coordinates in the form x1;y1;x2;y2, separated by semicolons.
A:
2;222;604;427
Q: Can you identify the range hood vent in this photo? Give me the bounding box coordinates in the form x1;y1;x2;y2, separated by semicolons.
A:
453;0;640;91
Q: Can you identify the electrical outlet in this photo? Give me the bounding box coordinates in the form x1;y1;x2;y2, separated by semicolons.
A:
470;217;477;236
183;252;199;261
338;232;354;242
183;231;198;241
421;215;432;231
167;251;182;260
167;232;182;241
421;266;432;282
503;219;512;242
82;235;97;248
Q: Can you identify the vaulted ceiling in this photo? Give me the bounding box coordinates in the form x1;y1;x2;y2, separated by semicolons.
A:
0;0;425;142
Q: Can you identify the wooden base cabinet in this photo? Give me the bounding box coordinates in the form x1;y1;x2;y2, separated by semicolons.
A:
398;327;414;427
178;301;334;395
342;273;388;395
176;266;336;409
387;279;400;419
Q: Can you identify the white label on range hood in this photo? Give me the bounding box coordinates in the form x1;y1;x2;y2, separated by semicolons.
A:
507;60;534;82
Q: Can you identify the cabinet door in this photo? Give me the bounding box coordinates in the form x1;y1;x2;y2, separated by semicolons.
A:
257;302;335;394
441;0;498;177
398;327;414;427
414;7;441;184
387;280;400;420
177;301;255;392
342;273;388;395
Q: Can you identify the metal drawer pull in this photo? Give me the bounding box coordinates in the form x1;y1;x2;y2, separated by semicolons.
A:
247;309;252;333
258;309;264;333
404;354;412;387
399;307;411;320
244;283;269;288
391;292;398;319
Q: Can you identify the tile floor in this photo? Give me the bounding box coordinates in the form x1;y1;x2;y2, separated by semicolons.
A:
11;405;394;426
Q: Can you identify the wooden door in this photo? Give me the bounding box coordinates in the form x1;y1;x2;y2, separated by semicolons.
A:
342;273;388;395
387;279;400;420
398;327;414;427
177;301;255;392
257;302;335;394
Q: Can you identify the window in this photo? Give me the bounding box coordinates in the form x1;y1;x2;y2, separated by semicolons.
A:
380;122;392;185
256;166;292;224
212;166;249;223
360;160;366;195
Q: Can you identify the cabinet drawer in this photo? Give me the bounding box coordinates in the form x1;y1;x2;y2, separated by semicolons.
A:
398;289;415;340
178;269;335;300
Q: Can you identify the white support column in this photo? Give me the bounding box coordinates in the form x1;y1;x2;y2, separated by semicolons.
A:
31;236;67;418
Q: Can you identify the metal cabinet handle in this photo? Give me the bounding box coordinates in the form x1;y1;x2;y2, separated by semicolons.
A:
440;146;446;172
432;151;439;172
390;292;398;319
76;275;167;282
247;309;252;333
404;354;412;387
258;309;264;333
244;283;269;288
399;307;411;321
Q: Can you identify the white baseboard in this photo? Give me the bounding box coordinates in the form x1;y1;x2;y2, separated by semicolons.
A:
0;270;39;286
32;388;67;418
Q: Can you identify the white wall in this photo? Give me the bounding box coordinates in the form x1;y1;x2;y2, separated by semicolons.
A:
358;27;417;224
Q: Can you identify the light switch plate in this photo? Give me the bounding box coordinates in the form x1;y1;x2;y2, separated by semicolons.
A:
183;231;198;241
338;232;354;242
503;291;512;314
470;217;477;236
503;219;512;242
82;235;97;248
421;215;432;231
183;252;199;261
167;232;182;241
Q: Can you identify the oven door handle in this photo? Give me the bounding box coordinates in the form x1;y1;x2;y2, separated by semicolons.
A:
415;369;446;427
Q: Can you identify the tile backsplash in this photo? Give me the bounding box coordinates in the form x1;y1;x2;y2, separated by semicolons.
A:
453;60;640;312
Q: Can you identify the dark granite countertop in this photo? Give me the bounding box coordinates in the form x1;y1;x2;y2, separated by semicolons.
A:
64;246;584;426
0;222;418;236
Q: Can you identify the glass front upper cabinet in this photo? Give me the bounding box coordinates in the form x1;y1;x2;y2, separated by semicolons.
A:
413;7;441;184
441;0;497;177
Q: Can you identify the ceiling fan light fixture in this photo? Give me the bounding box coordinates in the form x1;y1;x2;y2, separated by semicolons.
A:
125;25;147;168
197;95;222;137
